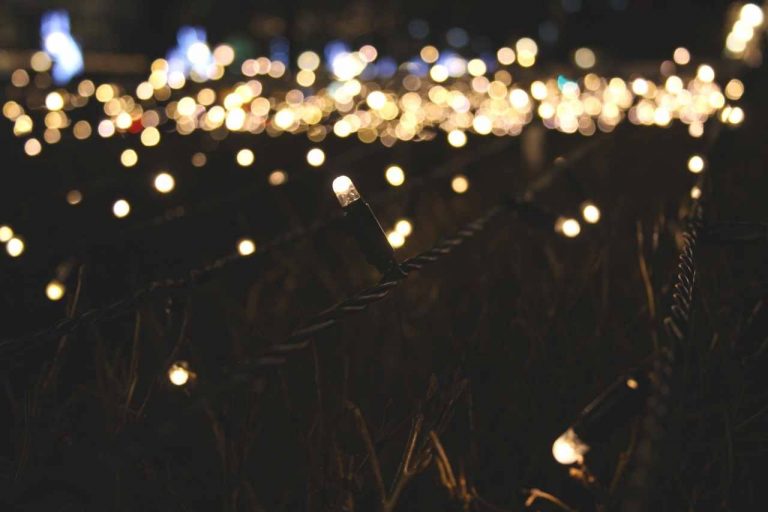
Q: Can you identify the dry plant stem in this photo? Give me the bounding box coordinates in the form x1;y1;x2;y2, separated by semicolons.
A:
609;423;638;494
118;311;142;430
430;430;458;491
42;264;85;391
385;414;430;512
524;488;578;512
346;401;387;505
636;221;658;350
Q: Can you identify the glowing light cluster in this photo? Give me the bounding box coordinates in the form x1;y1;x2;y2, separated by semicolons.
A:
387;219;413;249
4;33;742;165
725;3;765;61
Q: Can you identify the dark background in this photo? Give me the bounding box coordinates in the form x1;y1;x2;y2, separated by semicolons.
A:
1;1;767;511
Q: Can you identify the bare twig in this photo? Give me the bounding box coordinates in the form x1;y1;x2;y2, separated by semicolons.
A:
524;488;578;512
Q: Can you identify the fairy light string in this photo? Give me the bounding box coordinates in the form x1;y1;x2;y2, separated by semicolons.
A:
0;136;599;360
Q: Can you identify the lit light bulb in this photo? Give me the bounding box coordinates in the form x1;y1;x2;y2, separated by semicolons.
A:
6;237;25;257
552;428;589;465
581;202;601;224
66;190;82;205
332;175;361;207
45;92;64;111
236;148;254;167
154;172;175;193
113;199;131;218
557;217;581;238
46;280;65;301
268;170;287;186
451;175;469;194
120;149;138;168
395;219;413;237
690;186;702;199
237;238;256;256
0;225;13;243
687;155;705;174
168;361;192;386
387;231;405;248
306;147;326;167
385;165;405;186
447;129;467;148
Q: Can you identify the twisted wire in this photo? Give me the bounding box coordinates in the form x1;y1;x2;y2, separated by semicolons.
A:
617;201;704;512
251;203;509;365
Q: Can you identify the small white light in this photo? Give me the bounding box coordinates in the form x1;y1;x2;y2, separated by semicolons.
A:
168;362;192;386
557;217;581;238
581;202;601;224
6;237;25;257
306;147;326;167
113;199;131;218
237;238;256;256
0;225;13;243
387;231;405;248
395;219;413;237
552;429;589;465
690;186;702;199
687;155;705;174
451;175;469;194
332;175;361;207
385;165;406;186
154;172;175;193
46;280;65;301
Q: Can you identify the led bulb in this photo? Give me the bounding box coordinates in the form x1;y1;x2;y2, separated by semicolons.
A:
332;175;361;207
168;361;192;386
556;217;581;238
6;237;25;257
0;225;13;243
581;202;601;224
238;238;256;256
387;231;405;248
46;280;65;301
395;219;413;237
552;428;589;465
687;155;705;174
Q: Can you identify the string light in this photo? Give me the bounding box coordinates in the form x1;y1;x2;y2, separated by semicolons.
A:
687;155;705;174
120;149;138;167
306;147;325;167
66;190;82;205
154;172;176;193
6;237;25;257
46;280;66;301
112;199;131;218
447;129;467;148
673;47;690;65
236;148;254;167
581;202;601;224
552;428;589;465
332;175;361;208
237;238;256;256
191;152;207;167
168;361;193;386
332;175;402;277
268;170;287;186
385;165;406;186
0;225;13;243
387;231;405;248
557;217;581;238
451;175;469;194
395;219;413;237
553;370;648;466
690;185;702;199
